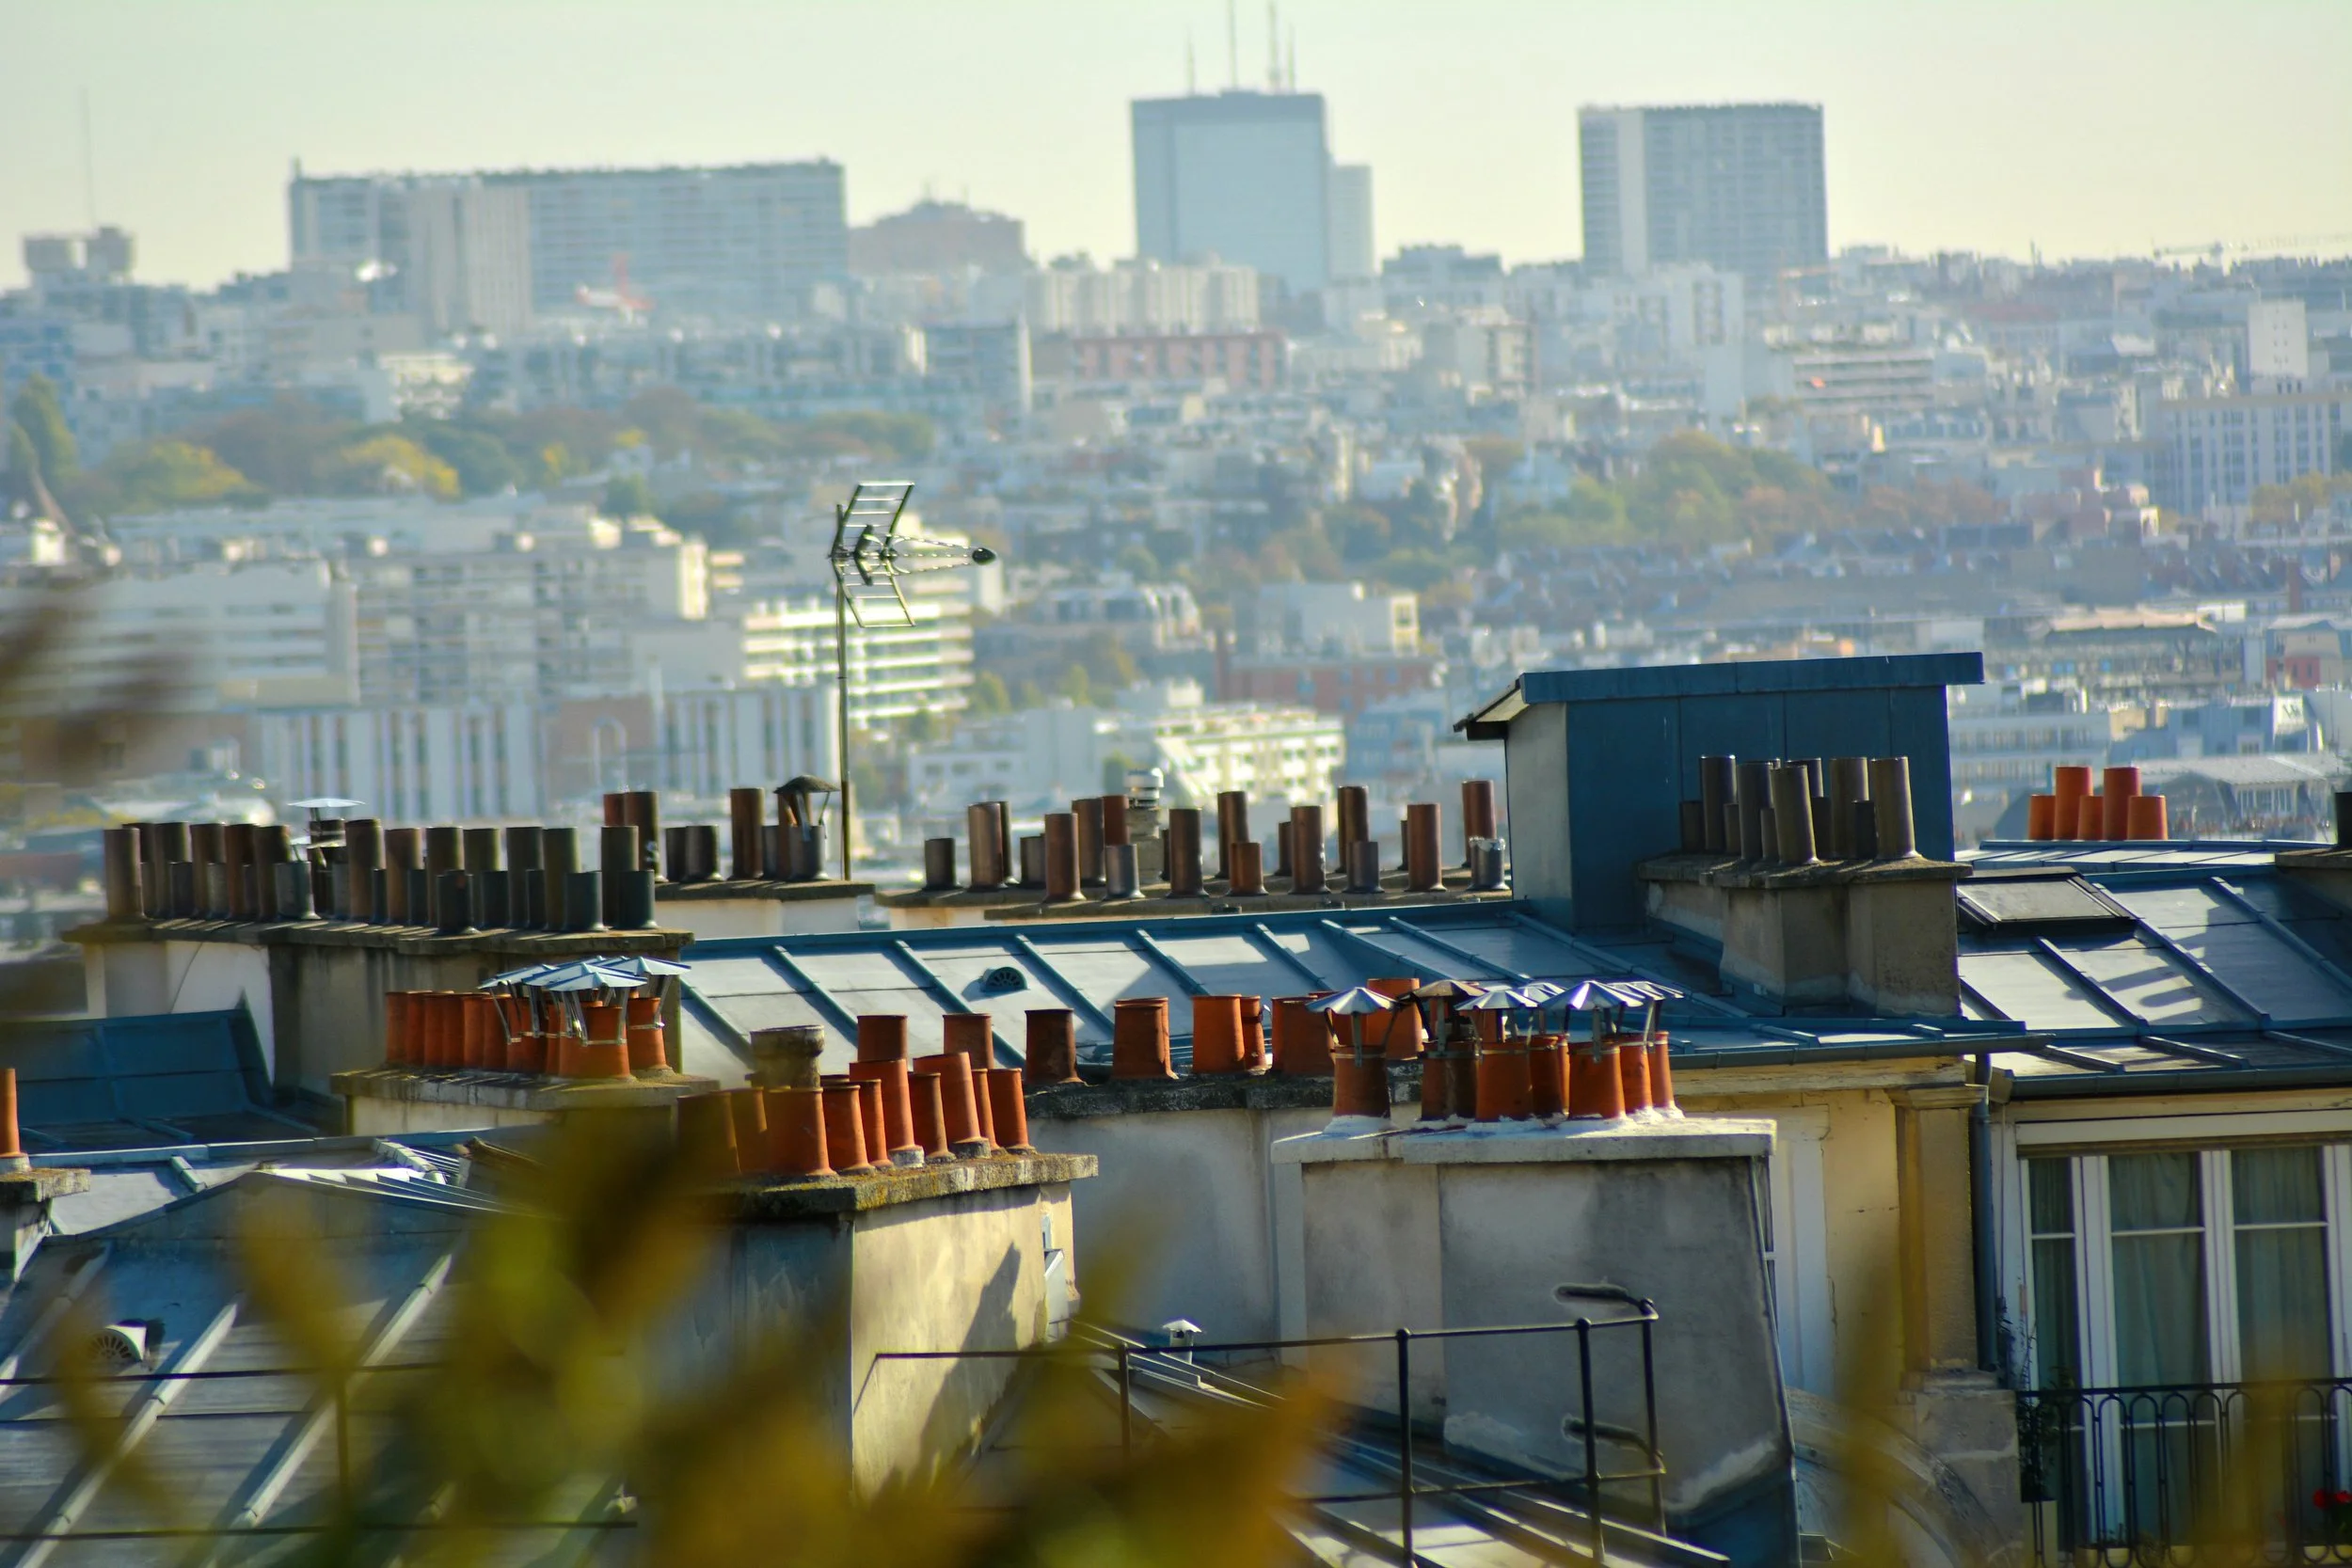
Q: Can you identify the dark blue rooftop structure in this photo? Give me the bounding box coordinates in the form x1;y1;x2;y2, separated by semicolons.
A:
9;1008;314;1151
1457;653;1983;931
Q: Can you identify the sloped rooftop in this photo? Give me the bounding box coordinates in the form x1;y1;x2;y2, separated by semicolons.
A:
671;845;2352;1101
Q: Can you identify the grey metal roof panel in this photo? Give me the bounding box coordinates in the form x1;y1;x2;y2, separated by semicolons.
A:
1957;950;2118;1030
2169;920;2352;1023
1966;841;2303;873
2045;937;2246;1025
1513;652;1982;705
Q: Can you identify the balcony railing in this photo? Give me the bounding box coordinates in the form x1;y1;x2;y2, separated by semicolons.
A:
2019;1379;2352;1565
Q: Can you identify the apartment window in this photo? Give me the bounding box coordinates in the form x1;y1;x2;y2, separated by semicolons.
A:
2028;1159;2083;1388
2233;1147;2329;1379
2023;1144;2348;1390
2109;1152;2209;1386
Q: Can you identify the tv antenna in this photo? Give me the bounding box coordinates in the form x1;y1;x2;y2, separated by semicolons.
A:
824;482;997;882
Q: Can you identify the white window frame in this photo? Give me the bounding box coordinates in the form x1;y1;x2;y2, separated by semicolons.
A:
1760;1107;1832;1394
2010;1117;2352;1392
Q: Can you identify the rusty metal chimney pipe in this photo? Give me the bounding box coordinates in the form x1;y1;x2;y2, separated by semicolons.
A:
966;803;1003;889
729;787;765;879
1335;785;1369;855
1698;756;1736;854
1869;757;1918;859
1165;807;1203;896
1216;790;1248;880
1042;813;1078;902
102;827;140;921
1404;802;1441;892
1290;804;1327;895
1768;765;1819;865
1074;798;1105;887
1460;780;1498;867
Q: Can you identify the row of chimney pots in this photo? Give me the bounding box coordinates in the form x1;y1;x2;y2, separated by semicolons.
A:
99;785;844;931
924;780;1506;899
2021;765;2173;842
1677;753;1935;865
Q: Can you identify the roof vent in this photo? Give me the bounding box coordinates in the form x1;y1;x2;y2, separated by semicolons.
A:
87;1321;153;1368
1956;875;2134;930
981;966;1026;994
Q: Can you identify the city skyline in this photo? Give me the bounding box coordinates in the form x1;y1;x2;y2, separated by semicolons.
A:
4;0;2350;291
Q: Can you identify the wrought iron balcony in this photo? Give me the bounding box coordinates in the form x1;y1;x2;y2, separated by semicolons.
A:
2020;1378;2352;1565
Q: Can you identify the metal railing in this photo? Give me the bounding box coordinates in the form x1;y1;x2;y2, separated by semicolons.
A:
2019;1378;2352;1565
0;1359;630;1543
874;1284;1669;1565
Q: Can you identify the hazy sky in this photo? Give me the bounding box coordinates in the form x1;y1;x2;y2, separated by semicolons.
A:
5;1;2350;291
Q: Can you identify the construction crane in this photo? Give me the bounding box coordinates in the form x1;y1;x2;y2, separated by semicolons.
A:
2152;233;2352;263
824;483;997;882
573;255;653;320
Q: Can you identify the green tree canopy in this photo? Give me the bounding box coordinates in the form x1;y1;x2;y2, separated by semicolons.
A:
101;440;262;511
602;473;660;520
8;375;77;485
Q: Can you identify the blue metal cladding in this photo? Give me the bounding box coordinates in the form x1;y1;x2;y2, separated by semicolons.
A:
1492;654;1981;930
1563;697;1683;931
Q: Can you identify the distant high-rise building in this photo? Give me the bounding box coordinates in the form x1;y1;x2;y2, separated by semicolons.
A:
289;161;847;322
849;199;1026;277
1578;103;1827;281
289;172;531;334
402;182;533;336
2247;298;2311;387
1327;164;1375;282
1132;90;1330;293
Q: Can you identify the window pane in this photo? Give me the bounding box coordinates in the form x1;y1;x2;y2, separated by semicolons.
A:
2236;1226;2330;1381
2111;1231;2210;1385
2110;1155;2209;1386
2029;1157;2074;1236
2232;1146;2324;1226
2111;1151;2201;1232
2031;1235;2082;1388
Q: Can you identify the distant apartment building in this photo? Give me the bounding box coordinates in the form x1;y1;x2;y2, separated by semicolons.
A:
1219;652;1442;719
1132;90;1331;292
1578;103;1828;281
290;160;847;320
401;182;533;336
1024;258;1260;336
848;199;1025;276
921;321;1034;416
906;685;1343;813
251;702;544;822
4;562;358;714
1326;165;1375;282
2150;388;2349;518
633;583;976;733
287;174;532;335
1066;328;1283;389
1945;684;2130;797
348;512;709;707
652;686;839;800
2247;297;2310;386
1788;341;1937;419
1381;246;1506;317
543;686;839;801
1253;582;1420;657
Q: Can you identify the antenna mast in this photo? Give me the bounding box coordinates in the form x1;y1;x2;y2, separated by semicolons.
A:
79;88;98;227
